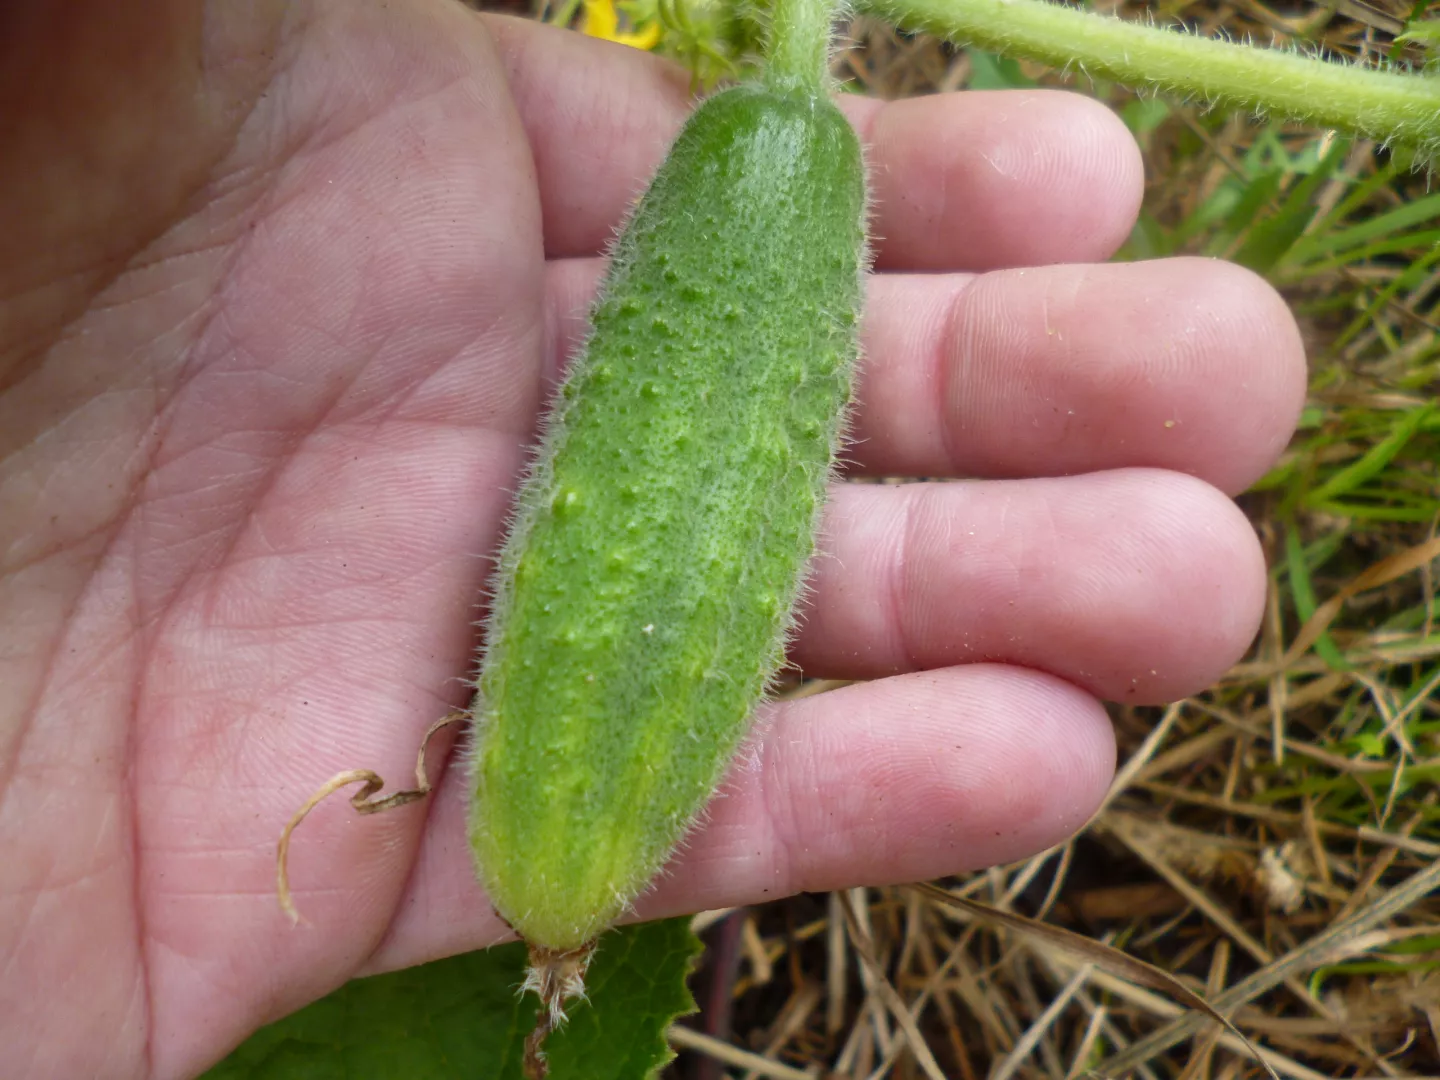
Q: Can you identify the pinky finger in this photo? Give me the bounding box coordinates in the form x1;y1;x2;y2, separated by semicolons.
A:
640;664;1116;915
364;664;1115;971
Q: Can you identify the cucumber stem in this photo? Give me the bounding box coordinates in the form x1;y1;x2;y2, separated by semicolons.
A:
766;0;839;91
864;0;1440;160
521;942;597;1080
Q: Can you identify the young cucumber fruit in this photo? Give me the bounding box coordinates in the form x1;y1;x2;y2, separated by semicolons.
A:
469;82;867;953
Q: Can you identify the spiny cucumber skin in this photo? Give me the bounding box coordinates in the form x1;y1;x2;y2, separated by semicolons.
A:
469;84;867;951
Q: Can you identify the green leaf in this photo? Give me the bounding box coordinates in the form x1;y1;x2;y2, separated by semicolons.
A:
1353;731;1387;758
1119;96;1170;136
203;918;700;1080
966;48;1037;89
1397;18;1440;47
1118;210;1173;261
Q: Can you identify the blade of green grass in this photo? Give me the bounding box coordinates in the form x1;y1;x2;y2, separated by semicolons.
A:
1304;403;1436;505
1284;519;1349;670
1235;135;1350;274
1291;190;1440;264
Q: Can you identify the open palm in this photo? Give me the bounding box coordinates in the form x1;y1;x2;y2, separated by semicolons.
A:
0;3;1305;1077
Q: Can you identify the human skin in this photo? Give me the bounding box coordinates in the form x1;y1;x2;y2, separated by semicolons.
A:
0;2;1305;1077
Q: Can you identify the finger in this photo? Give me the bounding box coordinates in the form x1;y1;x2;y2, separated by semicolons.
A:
852;85;1141;271
852;258;1308;494
794;470;1267;703
544;256;1305;494
360;663;1115;973
483;14;1141;268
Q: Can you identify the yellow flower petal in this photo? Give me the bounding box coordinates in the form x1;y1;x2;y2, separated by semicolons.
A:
581;0;660;50
581;0;620;40
615;20;662;50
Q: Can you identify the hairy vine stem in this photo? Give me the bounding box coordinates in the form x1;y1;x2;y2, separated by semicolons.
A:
864;0;1440;158
767;0;842;90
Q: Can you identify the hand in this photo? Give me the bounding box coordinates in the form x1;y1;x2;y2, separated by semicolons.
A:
0;3;1305;1077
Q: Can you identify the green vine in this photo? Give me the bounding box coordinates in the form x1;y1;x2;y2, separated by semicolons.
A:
862;0;1440;158
620;0;1440;160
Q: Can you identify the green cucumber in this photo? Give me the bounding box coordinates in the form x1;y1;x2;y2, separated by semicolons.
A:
469;83;867;957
